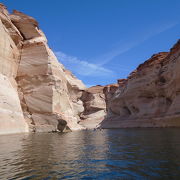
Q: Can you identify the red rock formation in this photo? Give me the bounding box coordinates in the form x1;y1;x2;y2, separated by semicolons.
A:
101;40;180;128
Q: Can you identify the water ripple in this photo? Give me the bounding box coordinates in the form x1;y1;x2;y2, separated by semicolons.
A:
0;129;180;179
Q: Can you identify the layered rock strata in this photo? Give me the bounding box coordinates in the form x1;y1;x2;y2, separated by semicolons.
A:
0;4;86;134
0;3;180;134
78;84;118;129
101;40;180;128
79;85;106;129
0;4;28;134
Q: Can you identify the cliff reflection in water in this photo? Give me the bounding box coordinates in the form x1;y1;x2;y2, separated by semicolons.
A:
0;129;180;179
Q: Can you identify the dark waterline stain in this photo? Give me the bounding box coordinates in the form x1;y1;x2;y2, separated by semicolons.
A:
0;129;180;179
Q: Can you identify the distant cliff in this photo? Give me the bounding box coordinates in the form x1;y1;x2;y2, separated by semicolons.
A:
0;3;86;134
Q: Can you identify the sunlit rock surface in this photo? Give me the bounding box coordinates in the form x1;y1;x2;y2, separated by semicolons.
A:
101;40;180;128
79;85;106;129
0;4;86;134
0;3;180;134
0;4;28;134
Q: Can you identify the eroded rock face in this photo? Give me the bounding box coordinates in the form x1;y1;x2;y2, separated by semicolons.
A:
0;4;28;134
0;4;86;134
12;10;86;132
79;85;106;129
101;40;180;128
0;3;180;134
79;84;118;129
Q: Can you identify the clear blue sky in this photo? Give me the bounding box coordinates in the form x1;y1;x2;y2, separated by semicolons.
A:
2;0;180;87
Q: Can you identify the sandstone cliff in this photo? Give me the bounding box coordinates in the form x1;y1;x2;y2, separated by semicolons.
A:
0;4;86;134
101;40;180;128
0;3;180;134
0;4;28;134
78;84;118;129
79;85;106;129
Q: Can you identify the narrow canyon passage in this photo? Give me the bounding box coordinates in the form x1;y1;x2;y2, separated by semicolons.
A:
0;3;180;135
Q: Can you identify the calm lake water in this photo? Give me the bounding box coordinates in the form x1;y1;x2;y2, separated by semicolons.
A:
0;129;180;179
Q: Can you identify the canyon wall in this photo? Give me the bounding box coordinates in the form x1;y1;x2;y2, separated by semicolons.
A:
79;85;106;129
101;40;180;128
0;4;86;134
0;3;180;134
0;4;29;134
79;84;118;129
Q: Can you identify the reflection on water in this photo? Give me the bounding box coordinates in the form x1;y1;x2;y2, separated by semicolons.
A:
0;129;180;179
